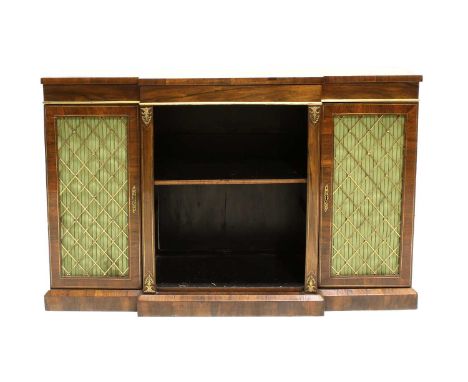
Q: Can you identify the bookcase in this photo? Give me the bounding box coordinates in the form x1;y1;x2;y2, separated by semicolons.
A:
42;76;422;316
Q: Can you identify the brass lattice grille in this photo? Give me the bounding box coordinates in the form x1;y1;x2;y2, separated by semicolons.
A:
56;116;129;277
332;114;405;276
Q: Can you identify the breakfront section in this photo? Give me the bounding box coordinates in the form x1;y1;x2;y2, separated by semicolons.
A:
44;106;141;302
42;76;422;315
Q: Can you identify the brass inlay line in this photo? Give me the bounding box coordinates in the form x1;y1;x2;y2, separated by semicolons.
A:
43;101;140;105
140;101;323;106
44;99;418;106
322;99;419;103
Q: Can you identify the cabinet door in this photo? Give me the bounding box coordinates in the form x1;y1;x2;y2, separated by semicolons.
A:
45;106;141;288
319;104;417;287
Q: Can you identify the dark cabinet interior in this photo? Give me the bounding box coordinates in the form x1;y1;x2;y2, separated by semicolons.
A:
156;184;306;285
153;105;308;286
154;105;308;180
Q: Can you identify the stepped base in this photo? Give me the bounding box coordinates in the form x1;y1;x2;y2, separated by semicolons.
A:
44;288;418;314
138;293;325;316
44;289;141;311
320;288;418;311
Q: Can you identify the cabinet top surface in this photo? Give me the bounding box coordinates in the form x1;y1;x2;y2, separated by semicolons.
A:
41;75;423;86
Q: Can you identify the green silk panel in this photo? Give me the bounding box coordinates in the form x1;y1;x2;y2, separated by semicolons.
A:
56;116;129;277
332;114;405;276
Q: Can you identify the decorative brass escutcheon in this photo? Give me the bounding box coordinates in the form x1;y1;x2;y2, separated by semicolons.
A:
144;273;156;293
131;185;137;214
140;107;152;127
305;273;317;293
308;106;321;125
324;184;329;212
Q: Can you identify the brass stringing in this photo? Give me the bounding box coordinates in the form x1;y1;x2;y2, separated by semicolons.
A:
140;107;152;127
305;273;317;293
324;184;329;212
144;273;156;293
309;106;321;125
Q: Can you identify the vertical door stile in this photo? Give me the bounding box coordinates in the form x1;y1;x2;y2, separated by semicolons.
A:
140;106;156;293
304;105;321;293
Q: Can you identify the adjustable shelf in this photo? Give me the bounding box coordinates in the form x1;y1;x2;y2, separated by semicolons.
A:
154;160;306;181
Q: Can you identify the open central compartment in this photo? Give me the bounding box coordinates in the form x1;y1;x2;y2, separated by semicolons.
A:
154;105;307;180
156;184;306;285
154;105;308;287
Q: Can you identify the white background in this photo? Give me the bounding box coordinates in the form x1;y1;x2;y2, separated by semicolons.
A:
0;1;466;381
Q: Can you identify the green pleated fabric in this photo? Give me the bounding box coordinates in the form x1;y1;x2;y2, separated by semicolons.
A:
56;116;129;277
331;114;405;276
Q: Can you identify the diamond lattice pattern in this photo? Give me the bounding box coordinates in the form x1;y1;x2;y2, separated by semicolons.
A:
57;116;129;277
332;114;405;276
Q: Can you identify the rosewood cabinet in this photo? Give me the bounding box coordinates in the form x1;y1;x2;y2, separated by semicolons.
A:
42;76;422;316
